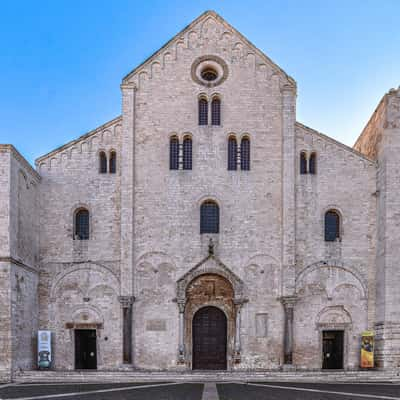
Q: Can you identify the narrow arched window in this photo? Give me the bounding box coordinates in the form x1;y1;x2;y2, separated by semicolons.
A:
170;136;179;170
183;136;192;170
309;152;316;174
228;136;237;171
99;152;107;173
199;98;208;126
241;137;250;171
300;152;307;174
211;97;221;126
75;209;89;240
200;201;219;234
109;151;117;174
325;210;340;242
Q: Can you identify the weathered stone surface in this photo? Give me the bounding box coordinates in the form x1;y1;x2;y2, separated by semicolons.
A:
0;11;399;379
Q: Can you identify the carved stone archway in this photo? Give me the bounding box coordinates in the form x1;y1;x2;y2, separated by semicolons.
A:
176;254;246;369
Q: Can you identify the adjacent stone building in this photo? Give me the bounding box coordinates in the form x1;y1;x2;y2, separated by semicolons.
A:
0;11;399;380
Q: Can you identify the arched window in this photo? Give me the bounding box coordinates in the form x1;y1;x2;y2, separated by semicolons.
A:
99;152;107;173
183;136;192;170
170;136;179;170
228;136;237;170
300;152;307;174
309;152;316;174
109;151;117;174
198;98;208;126
75;209;89;240
241;137;250;171
211;97;221;126
325;210;340;241
200;201;219;234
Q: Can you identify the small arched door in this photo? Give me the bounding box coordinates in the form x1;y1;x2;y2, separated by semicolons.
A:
192;306;227;370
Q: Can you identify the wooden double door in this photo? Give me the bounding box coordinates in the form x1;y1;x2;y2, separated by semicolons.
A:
192;306;227;370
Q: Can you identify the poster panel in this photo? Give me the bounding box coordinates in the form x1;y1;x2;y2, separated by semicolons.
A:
360;330;374;368
38;330;52;369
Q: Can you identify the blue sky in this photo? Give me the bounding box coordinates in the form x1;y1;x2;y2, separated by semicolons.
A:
0;0;399;164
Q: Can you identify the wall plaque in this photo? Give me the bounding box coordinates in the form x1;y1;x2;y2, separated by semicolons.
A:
256;313;268;337
146;319;167;331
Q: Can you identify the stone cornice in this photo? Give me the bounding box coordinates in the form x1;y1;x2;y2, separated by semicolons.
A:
0;256;39;274
0;145;41;181
35;115;122;165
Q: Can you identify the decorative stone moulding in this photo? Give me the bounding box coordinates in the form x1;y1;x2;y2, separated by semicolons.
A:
191;55;229;87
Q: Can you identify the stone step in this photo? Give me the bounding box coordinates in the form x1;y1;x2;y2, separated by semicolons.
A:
12;369;399;384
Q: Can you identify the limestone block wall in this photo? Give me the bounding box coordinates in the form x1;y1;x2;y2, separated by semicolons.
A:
10;265;39;371
0;261;11;382
124;14;292;369
9;150;40;267
294;124;376;369
0;146;40;378
35;117;123;369
0;147;11;256
353;88;400;368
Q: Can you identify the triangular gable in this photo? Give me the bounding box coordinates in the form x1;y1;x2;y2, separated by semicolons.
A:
122;10;295;87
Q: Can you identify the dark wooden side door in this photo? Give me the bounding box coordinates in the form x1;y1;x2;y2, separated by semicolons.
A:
193;306;227;370
75;329;97;369
322;330;344;369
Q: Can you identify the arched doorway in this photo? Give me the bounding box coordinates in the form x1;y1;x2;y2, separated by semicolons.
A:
192;306;227;370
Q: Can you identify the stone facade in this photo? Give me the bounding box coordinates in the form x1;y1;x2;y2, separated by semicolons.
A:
0;11;399;379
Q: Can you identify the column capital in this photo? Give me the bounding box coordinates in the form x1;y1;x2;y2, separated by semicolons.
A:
120;82;137;91
233;297;248;306
280;295;297;308
118;295;135;308
280;82;297;96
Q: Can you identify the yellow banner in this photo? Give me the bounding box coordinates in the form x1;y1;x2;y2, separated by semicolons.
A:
360;331;374;368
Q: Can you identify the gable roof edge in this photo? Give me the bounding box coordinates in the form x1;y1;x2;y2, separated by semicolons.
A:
296;121;375;165
122;10;296;87
35;115;122;165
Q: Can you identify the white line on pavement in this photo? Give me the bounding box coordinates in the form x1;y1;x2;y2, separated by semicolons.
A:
7;382;181;400
202;383;219;400
247;382;400;400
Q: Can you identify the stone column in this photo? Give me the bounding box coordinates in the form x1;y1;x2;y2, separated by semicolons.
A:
120;83;136;297
119;83;136;366
119;296;135;364
234;299;244;363
281;83;297;296
177;300;186;363
281;296;296;365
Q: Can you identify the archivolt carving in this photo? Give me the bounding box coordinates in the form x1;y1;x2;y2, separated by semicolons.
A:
177;254;244;300
296;261;367;299
316;305;352;326
50;262;120;300
71;305;103;324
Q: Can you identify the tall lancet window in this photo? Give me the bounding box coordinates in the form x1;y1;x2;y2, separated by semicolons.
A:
200;201;219;234
309;152;316;174
75;209;90;240
228;136;237;171
325;210;340;242
211;97;221;126
240;137;250;171
99;152;107;173
183;136;192;170
199;98;208;126
170;136;179;170
300;152;307;174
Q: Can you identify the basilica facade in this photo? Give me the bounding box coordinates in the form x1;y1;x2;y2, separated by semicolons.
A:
1;11;400;380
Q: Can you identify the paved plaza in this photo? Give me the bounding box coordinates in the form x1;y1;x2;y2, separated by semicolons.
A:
0;381;399;400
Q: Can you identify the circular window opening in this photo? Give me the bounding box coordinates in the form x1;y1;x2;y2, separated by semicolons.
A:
201;68;218;82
